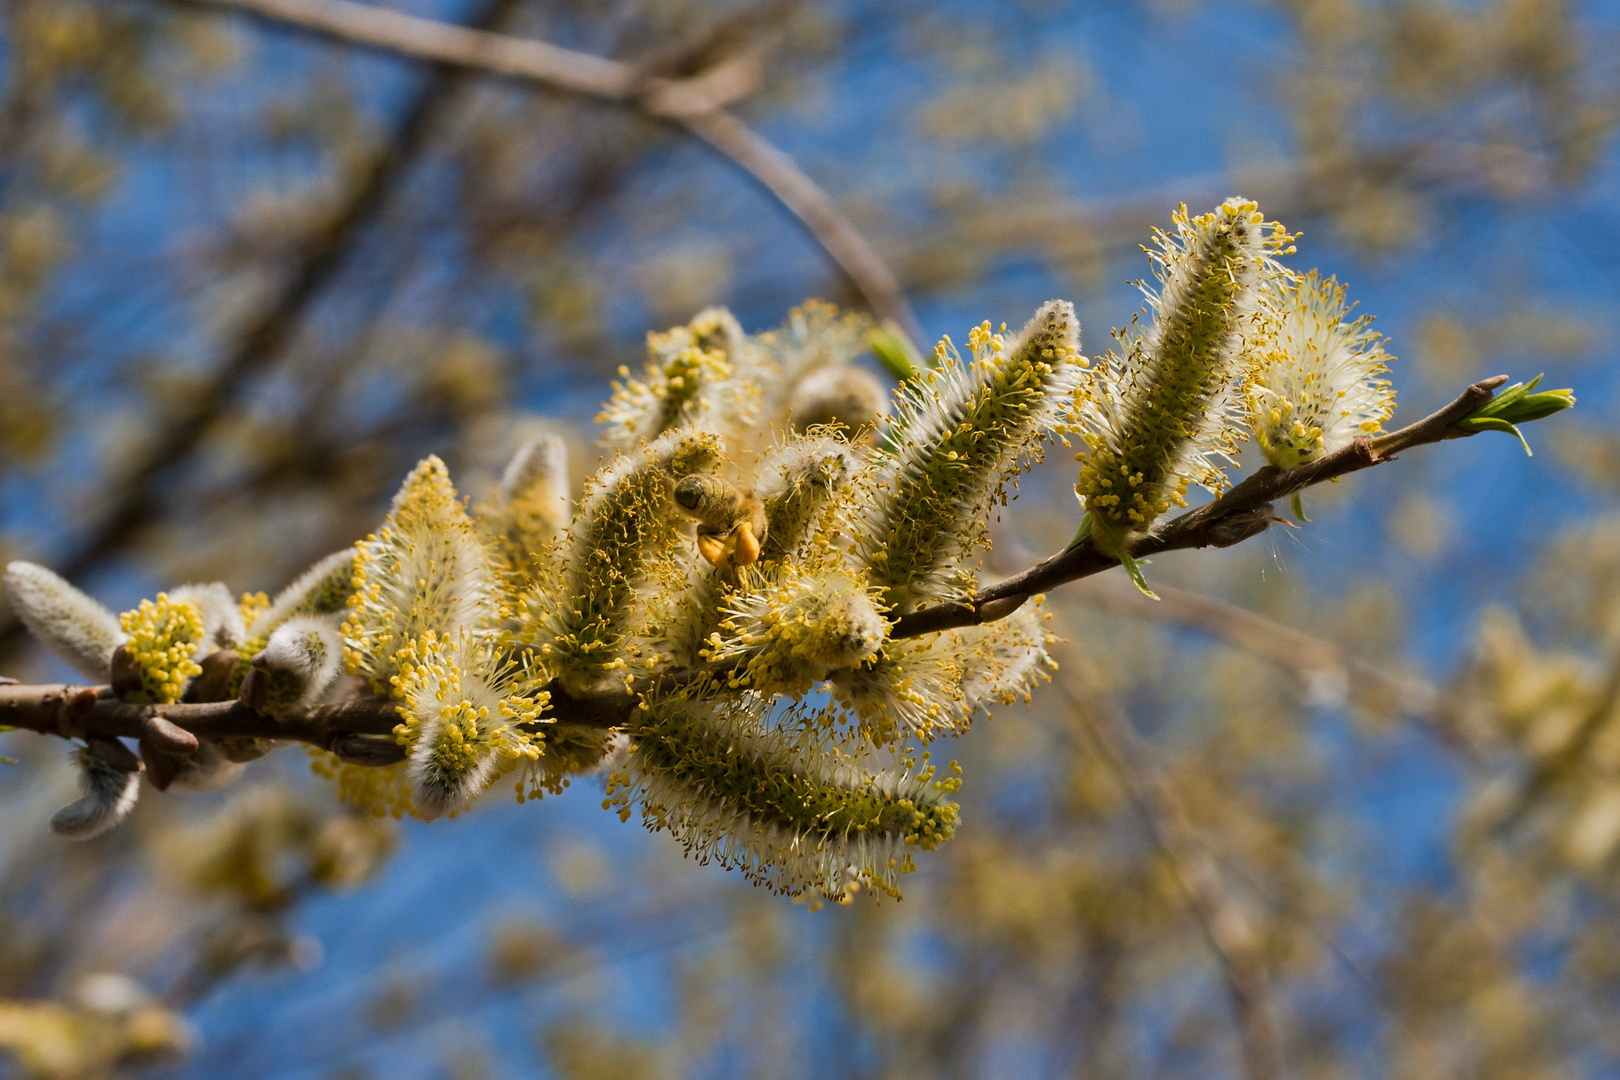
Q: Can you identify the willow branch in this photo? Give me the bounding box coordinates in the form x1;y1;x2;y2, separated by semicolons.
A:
890;374;1511;639
0;681;635;764
0;376;1518;761
195;0;923;341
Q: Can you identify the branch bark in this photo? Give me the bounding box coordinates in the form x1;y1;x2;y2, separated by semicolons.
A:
193;0;923;342
0;680;638;760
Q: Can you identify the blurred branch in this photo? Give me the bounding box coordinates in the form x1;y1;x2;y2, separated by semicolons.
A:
1062;658;1285;1080
1488;649;1620;835
1067;577;1445;727
892;141;1553;296
0;0;525;661
193;0;924;341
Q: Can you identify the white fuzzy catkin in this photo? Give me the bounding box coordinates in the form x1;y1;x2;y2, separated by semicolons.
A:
489;434;571;571
957;603;1054;712
854;301;1086;613
50;750;140;840
539;428;720;692
168;582;245;654
164;744;245;792
246;550;356;639
346;456;500;686
4;562;125;680
1072;199;1291;551
1247;270;1396;468
831;635;966;744
710;565;887;697
395;632;542;820
500;433;570;508
788;364;890;434
256;615;344;715
597;307;763;449
754;436;856;563
610;696;960;901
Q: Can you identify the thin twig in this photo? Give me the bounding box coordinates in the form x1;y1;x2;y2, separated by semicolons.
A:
1066;577;1441;723
193;0;923;341
889;374;1510;639
1054;645;1285;1080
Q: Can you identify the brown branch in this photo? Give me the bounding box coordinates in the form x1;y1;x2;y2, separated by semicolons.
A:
891;142;1552;297
889;374;1511;640
0;375;1517;763
0;678;638;763
194;0;923;341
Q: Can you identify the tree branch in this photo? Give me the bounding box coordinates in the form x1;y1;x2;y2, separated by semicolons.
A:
0;375;1519;763
889;374;1511;639
193;0;923;341
1068;577;1440;718
0;680;637;762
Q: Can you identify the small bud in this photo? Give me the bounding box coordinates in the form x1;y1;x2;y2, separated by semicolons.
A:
140;715;198;756
141;741;242;792
245;550;356;639
85;736;141;774
1451;373;1576;455
330;734;407;767
168;582;245;653
1206;503;1276;548
217;738;273;763
187;649;239;703
167;745;244;791
139;740;180;792
788;365;889;436
110;645;144;699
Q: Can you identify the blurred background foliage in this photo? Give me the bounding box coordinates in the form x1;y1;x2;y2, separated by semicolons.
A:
1;0;1619;1076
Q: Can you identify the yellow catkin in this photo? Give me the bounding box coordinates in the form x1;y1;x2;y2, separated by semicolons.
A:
118;594;204;703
